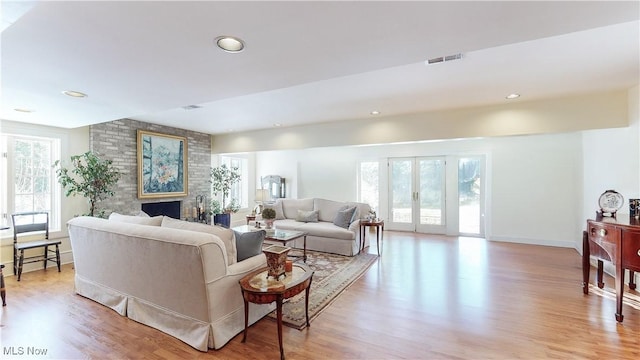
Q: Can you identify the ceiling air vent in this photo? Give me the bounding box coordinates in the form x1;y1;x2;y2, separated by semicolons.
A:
182;105;202;110
426;53;463;65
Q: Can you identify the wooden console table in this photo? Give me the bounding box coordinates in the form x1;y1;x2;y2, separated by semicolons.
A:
583;214;640;322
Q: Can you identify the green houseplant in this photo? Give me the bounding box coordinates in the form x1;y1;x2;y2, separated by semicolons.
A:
261;207;276;229
209;164;241;227
54;151;121;217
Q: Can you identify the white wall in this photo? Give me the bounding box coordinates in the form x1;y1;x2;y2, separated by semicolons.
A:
256;132;584;248
214;90;628;153
489;133;582;247
582;86;640;233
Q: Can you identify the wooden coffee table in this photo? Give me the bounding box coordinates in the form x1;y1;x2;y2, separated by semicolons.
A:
239;263;314;360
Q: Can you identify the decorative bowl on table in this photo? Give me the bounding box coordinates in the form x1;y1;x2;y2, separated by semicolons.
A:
263;245;291;280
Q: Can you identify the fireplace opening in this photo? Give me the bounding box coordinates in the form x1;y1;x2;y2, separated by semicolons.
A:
141;201;181;219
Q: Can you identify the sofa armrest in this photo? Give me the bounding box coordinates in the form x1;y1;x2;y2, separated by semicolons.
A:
348;218;361;233
204;253;268;321
227;253;267;276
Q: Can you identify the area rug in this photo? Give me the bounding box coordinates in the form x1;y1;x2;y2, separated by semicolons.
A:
267;249;378;329
588;284;640;311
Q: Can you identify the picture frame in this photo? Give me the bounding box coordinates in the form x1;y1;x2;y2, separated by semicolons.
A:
137;130;188;199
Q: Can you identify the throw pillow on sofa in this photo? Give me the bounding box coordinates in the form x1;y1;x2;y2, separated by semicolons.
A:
262;202;285;220
296;209;319;222
333;206;357;229
160;217;237;265
108;212;163;226
234;230;266;262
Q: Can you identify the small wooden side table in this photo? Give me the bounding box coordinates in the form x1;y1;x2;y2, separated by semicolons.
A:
239;263;314;360
360;219;384;256
246;214;256;225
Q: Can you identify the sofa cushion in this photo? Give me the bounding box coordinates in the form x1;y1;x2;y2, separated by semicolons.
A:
161;217;237;265
281;198;314;219
271;219;304;231
333;206;357;229
234;230;265;262
298;221;356;240
263;201;285;220
296;209;319;223
108;212;163;226
314;198;348;222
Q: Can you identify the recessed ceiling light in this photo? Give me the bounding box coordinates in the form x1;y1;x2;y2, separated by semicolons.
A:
214;36;245;53
14;108;33;113
505;93;520;99
273;123;282;127
370;110;381;115
63;90;87;98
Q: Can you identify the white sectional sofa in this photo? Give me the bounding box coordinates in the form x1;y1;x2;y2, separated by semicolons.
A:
263;198;371;256
67;215;274;351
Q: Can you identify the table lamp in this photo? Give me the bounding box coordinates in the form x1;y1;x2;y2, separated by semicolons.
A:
254;189;269;215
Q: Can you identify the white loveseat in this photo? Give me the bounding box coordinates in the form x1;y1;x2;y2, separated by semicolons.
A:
67;215;275;351
264;198;371;256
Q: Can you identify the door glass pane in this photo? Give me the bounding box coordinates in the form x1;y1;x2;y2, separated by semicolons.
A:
391;159;412;223
419;159;444;225
459;158;481;234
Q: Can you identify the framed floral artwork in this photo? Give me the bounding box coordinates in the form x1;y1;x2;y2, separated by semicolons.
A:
137;130;188;198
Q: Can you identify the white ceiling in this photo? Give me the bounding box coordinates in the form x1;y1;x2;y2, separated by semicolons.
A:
1;1;638;135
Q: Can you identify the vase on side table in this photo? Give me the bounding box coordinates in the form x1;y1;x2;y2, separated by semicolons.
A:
263;245;291;280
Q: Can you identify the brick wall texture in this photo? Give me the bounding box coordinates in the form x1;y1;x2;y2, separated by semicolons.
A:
89;119;211;217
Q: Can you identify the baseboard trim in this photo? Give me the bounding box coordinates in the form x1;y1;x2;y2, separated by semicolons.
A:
488;236;575;248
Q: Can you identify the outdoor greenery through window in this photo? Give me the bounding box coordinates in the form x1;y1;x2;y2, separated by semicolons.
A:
1;134;61;230
220;156;248;210
359;161;379;214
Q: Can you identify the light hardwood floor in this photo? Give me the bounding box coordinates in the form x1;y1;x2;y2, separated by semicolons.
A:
1;231;639;359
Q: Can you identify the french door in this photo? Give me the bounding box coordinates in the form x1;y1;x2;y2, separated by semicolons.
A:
388;157;446;233
387;155;485;236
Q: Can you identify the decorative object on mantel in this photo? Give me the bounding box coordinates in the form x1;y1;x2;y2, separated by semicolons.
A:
54;151;121;217
136;130;187;199
597;189;624;217
210;164;241;228
194;194;208;223
263;245;291;280
261;207;277;229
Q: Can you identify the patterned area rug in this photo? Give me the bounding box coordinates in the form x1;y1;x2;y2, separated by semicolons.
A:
588;284;640;310
268;249;378;330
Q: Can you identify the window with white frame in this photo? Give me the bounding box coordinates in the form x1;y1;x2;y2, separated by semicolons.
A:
1;134;61;231
358;161;379;214
220;155;249;210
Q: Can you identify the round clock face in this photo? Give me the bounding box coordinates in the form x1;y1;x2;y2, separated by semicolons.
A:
599;190;624;214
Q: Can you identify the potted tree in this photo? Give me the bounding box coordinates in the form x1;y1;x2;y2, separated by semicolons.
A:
54;151;121;217
209;164;241;228
261;207;276;229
